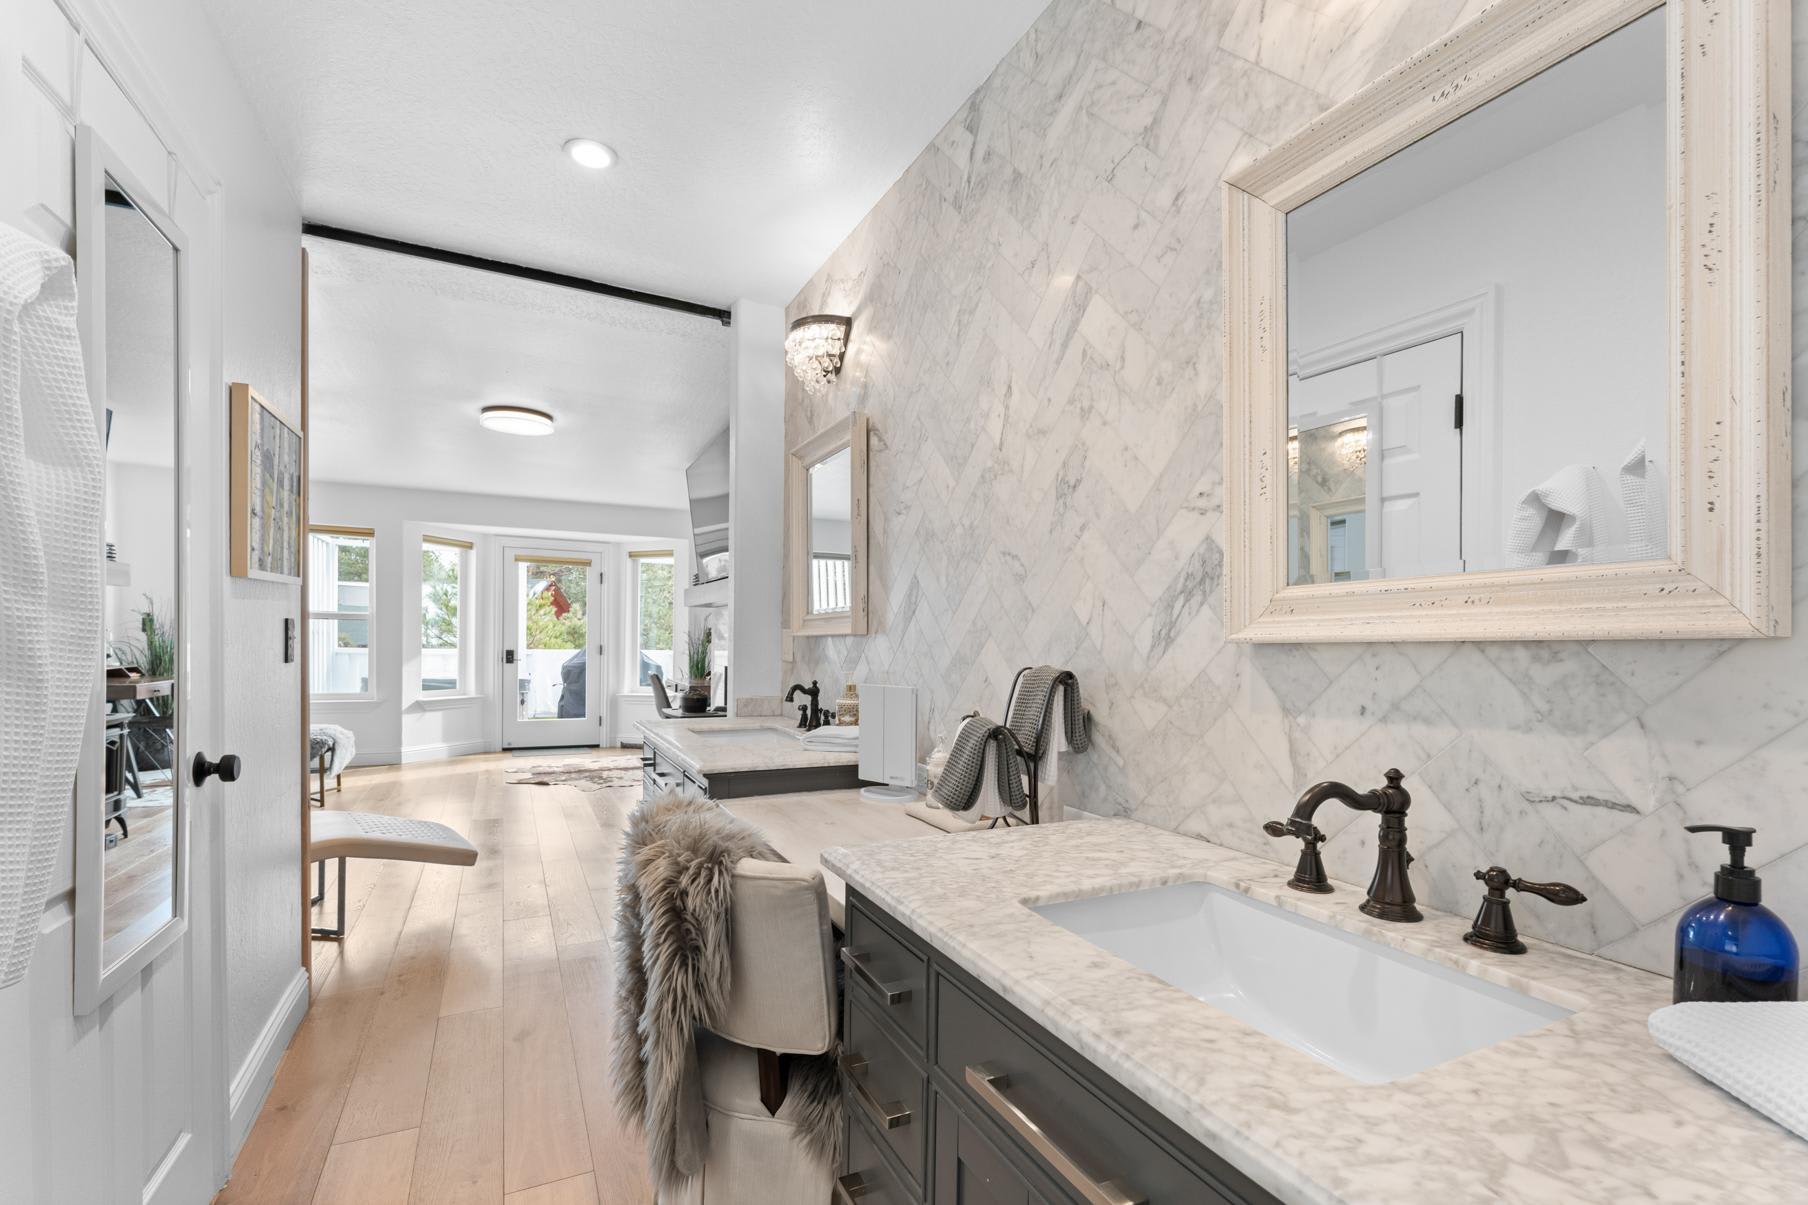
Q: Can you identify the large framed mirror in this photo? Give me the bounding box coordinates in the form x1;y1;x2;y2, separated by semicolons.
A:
73;125;191;1013
787;413;868;636
1222;0;1788;642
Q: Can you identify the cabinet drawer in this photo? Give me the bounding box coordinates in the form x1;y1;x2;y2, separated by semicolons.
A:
841;1108;922;1205
844;898;929;1050
843;993;928;1192
935;1092;1047;1205
936;972;1260;1205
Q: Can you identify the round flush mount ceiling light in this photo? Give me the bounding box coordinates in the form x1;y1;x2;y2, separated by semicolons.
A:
563;138;617;170
479;405;555;436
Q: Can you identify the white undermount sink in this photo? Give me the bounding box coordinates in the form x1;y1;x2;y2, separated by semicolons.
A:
1032;882;1572;1084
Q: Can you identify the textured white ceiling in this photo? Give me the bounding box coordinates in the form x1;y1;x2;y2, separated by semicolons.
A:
199;0;1053;305
304;237;730;507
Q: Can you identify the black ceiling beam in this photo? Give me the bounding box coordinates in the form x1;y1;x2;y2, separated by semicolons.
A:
301;222;733;326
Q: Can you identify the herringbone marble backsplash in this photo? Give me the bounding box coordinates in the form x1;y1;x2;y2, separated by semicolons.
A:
783;0;1808;974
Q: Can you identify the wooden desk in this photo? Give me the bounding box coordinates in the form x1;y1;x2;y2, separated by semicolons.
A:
723;790;948;928
106;676;173;702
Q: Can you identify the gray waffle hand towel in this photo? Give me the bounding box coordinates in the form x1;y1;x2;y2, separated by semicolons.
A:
929;714;1026;813
1006;666;1092;758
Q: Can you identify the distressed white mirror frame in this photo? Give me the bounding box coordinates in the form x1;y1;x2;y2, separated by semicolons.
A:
1222;0;1790;643
786;412;869;637
73;125;193;1014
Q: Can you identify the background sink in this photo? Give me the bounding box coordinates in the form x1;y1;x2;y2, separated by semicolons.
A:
1032;882;1571;1083
685;726;802;743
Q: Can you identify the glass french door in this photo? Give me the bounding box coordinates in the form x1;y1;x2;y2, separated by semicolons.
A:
501;546;607;749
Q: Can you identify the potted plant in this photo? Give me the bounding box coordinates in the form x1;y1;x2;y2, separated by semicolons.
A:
680;626;713;714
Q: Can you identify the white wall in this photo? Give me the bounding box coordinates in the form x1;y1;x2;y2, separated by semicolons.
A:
0;0;304;1198
103;460;177;644
1289;100;1669;565
309;480;691;758
728;299;786;713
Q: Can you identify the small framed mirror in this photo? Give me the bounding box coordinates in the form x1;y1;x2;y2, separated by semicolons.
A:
1222;0;1789;642
787;413;868;636
73;126;191;1013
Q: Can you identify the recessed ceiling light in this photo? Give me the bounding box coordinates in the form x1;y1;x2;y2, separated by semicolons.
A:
563;138;617;170
480;405;555;436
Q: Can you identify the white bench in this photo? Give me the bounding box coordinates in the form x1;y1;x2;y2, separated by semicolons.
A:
309;811;478;939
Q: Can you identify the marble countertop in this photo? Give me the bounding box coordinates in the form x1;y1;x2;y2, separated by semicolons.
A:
723;790;941;928
823;820;1808;1205
636;716;859;776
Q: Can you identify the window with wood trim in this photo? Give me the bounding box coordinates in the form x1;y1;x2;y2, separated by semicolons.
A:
307;526;374;698
421;535;472;693
631;550;674;690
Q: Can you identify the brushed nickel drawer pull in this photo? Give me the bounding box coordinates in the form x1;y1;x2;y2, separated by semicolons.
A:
839;1054;911;1130
841;947;911;1004
832;1171;871;1203
964;1064;1143;1205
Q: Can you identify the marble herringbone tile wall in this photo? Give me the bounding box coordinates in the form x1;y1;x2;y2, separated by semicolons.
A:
783;0;1808;974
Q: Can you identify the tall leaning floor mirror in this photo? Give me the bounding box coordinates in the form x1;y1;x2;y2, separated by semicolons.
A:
73;125;192;1014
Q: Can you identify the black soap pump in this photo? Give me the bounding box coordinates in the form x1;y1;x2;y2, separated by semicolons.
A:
1673;825;1799;1003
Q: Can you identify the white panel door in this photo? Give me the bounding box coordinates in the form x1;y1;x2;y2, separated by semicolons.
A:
1375;333;1465;577
0;25;225;1194
501;544;609;749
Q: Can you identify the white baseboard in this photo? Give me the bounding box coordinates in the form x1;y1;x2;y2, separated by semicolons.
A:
399;738;494;764
227;967;308;1157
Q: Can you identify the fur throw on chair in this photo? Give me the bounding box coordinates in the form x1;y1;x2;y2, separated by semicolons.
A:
611;790;842;1191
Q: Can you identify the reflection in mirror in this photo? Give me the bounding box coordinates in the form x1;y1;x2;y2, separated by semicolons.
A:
1286;9;1668;584
1289;416;1371;585
99;176;180;969
806;448;852;614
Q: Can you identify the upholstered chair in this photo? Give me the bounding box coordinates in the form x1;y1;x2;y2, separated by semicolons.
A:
660;857;840;1205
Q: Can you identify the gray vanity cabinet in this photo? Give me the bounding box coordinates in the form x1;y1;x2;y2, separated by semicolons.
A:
638;737;861;801
839;889;1280;1205
933;1107;1047;1205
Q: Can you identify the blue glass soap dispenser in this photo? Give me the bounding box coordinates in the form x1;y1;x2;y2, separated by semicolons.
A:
1673;824;1799;1003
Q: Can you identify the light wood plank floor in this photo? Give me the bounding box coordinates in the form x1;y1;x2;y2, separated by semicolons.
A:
218;753;654;1205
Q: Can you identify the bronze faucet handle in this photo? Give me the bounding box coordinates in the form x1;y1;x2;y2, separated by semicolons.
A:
1263;818;1324;844
1465;867;1586;955
1263;820;1332;894
1512;876;1586;907
1473;865;1586;906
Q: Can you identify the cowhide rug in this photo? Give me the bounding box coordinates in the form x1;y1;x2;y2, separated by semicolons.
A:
506;754;644;792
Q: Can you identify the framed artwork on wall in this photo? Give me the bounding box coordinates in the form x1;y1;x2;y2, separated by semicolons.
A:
229;381;302;582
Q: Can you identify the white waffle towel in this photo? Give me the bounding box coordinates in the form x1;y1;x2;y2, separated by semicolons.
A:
1506;463;1626;567
1619;440;1667;562
0;223;103;989
1035;691;1077;823
1648;1001;1808;1141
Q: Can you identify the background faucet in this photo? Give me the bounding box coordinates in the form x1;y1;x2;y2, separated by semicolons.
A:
1265;768;1421;922
784;680;826;730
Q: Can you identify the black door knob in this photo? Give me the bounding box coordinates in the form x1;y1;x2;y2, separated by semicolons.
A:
192;752;242;787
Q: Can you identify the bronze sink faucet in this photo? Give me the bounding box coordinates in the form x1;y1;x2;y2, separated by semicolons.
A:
1263;768;1422;922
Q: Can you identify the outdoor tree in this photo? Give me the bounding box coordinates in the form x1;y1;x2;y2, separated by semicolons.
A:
638;559;673;656
336;539;369;584
422;548;459;649
525;562;588;649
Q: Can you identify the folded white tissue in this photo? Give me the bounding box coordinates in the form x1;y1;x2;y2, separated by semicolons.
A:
1648;1001;1808;1140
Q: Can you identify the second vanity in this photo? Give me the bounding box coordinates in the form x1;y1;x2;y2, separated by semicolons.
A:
637;716;863;800
823;821;1808;1205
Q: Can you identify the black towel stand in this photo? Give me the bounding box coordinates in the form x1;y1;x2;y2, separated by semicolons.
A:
994;667;1048;827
